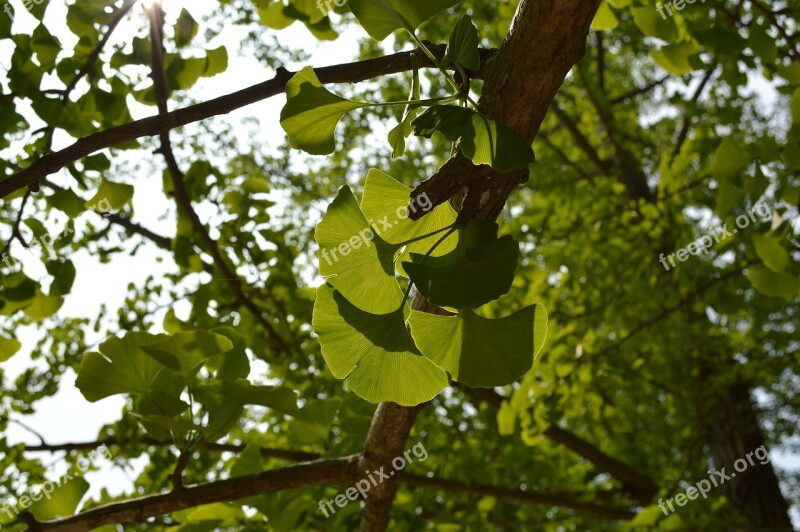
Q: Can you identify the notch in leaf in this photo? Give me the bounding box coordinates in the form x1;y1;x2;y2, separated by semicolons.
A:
403;220;520;309
313;284;449;405
349;0;461;41
280;66;368;155
412;105;535;171
409;304;548;388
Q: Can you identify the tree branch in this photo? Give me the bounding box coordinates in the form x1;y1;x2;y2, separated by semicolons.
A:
24;455;360;532
402;473;634;520
410;0;602;220
0;46;495;199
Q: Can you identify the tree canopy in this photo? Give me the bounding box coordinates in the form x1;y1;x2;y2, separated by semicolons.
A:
0;0;798;530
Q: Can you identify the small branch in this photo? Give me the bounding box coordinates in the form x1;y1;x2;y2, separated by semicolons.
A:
0;188;33;257
61;0;138;101
41;180;173;250
0;46;495;199
610;74;670;104
147;4;292;356
402;473;634;520
669;68;716;164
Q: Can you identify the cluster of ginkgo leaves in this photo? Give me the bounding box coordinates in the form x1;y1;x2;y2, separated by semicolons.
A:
279;0;548;405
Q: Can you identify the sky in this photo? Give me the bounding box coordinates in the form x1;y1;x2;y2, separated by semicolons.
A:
0;0;797;526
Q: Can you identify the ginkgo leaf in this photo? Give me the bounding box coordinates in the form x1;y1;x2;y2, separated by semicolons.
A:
313;284;449;405
412;105;535;171
30;477;89;522
85;179;134;210
409;304;548;387
752;234;790;272
712;138;749;181
0;336;21;362
139;330;234;377
592;1;618;31
403;221;520;309
443;15;480;70
349;0;460;41
280;67;368;155
76;332;171;402
746;268;800;300
315;185;403;314
360;168;457;276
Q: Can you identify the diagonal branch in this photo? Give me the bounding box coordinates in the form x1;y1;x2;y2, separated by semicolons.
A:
0;46;495;199
147;4;292;357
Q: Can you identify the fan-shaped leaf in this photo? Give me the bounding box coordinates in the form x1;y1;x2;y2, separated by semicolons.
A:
280;67;368;155
403;221;519;308
349;0;460;41
409;304;548;387
313;284;448;405
412;105;535;171
315;185;403;314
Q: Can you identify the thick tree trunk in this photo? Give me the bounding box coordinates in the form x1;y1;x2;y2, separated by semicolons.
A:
359;1;602;530
704;377;793;529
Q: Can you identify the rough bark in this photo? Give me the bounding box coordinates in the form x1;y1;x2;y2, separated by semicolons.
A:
703;377;793;529
358;1;602;530
410;0;602;222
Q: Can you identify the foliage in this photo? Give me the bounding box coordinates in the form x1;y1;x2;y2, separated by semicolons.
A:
0;0;798;530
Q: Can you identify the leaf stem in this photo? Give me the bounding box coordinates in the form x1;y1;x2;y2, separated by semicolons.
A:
363;95;457;109
394;222;459;247
398;225;460;309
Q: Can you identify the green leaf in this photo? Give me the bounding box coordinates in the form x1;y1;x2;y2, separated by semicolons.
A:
388;54;421;158
45;260;76;296
315;185;403;314
791;87;800;125
746;268;800;300
198;380;298;414
0;336;21;362
712;138;749;181
751;234;790;273
443;15;480;70
591;1;618;31
312;284;448;405
412;105;535;171
231;444;264;478
651;42;698;75
409;304;547;387
403;221;519;309
23;292;64;320
139;331;234;377
631;6;677;42
76;332;170;402
30;477;89;521
256;0;295;29
85;179;134;211
174;8;198;47
360;168;457;276
348;0;460;41
280;66;368;155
